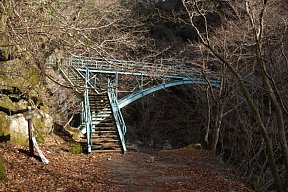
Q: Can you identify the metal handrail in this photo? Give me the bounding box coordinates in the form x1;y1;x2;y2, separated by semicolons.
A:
49;54;219;83
84;67;93;153
68;55;219;80
70;65;99;94
107;80;127;154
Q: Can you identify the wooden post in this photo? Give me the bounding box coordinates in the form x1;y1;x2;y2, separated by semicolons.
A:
23;107;38;157
27;118;34;156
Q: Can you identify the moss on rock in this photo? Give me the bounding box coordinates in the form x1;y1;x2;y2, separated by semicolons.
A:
32;116;46;144
0;59;42;92
33;113;53;134
15;100;29;111
0;94;16;111
72;132;82;140
40;104;50;113
10;132;28;146
36;134;45;144
0;112;10;136
33;117;45;133
32;112;53;144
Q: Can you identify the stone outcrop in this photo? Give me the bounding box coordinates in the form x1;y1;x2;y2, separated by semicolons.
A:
8;114;28;146
0;110;53;146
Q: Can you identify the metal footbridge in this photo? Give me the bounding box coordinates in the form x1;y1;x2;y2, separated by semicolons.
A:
49;55;220;153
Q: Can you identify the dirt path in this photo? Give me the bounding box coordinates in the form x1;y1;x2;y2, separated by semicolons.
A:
0;135;253;192
105;150;253;192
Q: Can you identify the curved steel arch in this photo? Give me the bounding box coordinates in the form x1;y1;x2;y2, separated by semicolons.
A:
118;77;220;109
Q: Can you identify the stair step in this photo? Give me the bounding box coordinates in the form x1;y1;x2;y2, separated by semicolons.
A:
92;123;114;127
91;105;110;108
91;112;111;116
91;115;111;119
91;108;111;112
79;140;121;147
92;122;114;127
89;93;107;96
91;101;109;105
93;127;116;131
92;134;118;139
91;109;110;112
92;146;121;151
93;131;117;136
91;117;113;121
91;119;113;123
89;97;108;101
92;138;119;143
80;135;115;141
94;130;117;133
93;131;118;135
93;123;115;127
90;107;111;111
93;125;115;128
91;114;112;118
92;111;111;115
92;123;115;127
92;143;121;148
91;116;111;120
90;98;108;101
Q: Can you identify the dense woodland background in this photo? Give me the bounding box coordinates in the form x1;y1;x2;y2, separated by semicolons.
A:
1;0;288;191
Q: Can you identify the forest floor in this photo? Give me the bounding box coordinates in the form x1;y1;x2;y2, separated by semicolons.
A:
0;134;254;192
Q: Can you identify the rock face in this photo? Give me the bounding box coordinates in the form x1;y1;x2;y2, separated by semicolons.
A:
0;112;9;136
0;110;53;146
9;114;29;146
0;86;54;145
33;111;54;135
9;114;28;136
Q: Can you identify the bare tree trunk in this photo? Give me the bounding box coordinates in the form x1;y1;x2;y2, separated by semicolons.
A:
211;102;224;154
204;86;211;144
247;1;288;190
262;73;288;191
214;49;282;192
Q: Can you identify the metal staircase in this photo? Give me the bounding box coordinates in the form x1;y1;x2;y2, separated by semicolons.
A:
58;63;126;153
107;82;127;154
87;92;124;153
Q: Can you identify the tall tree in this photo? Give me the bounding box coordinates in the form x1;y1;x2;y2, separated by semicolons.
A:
182;0;288;191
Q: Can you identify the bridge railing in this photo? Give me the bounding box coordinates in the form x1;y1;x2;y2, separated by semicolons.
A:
68;55;219;80
84;67;93;153
69;55;174;75
48;54;220;86
107;79;127;154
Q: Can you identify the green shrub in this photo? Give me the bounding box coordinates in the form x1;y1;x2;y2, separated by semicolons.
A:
68;143;83;154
